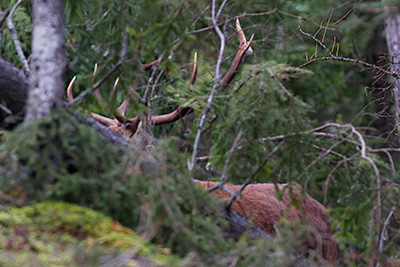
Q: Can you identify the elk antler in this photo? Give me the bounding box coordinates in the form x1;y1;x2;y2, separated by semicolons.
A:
67;20;253;138
220;19;254;90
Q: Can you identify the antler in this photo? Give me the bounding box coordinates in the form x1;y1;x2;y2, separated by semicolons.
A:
220;19;254;90
67;20;253;139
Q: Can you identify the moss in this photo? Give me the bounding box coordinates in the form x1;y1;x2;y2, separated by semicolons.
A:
0;202;180;266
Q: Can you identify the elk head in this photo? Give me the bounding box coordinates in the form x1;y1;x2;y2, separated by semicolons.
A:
67;19;253;139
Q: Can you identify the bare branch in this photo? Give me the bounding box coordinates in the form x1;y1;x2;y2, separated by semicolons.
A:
188;0;227;174
7;0;30;76
227;142;283;208
207;130;243;193
267;68;293;105
0;9;9;29
298;23;334;57
378;206;395;254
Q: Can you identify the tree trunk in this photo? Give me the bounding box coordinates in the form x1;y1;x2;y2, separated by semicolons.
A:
384;10;400;145
25;0;67;121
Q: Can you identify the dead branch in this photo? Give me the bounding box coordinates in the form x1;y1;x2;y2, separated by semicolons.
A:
0;9;9;29
206;131;243;193
7;0;30;76
227;142;283;208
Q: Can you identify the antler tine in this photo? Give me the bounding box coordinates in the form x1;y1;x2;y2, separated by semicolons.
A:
117;99;129;117
92;63;107;104
112;77;120;95
236;19;246;46
67;76;77;101
189;52;198;85
93;63;98;81
111;77;127;123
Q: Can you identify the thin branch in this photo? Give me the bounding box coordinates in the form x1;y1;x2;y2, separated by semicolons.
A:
227;142;283;208
378;206;395;253
147;69;165;123
298;55;398;79
300;140;344;184
0;103;12;116
221;130;242;181
143;55;163;105
323;154;357;205
216;0;228;20
187;8;339;35
7;0;30;76
207;131;243;193
0;9;9;29
267;68;293;108
298;23;334;57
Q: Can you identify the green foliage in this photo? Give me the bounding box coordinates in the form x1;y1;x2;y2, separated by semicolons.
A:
0;1;31;68
2;0;400;265
0;111;329;266
0;201;180;266
0;110;230;263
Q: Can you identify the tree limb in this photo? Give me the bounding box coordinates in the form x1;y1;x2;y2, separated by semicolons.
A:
7;0;30;76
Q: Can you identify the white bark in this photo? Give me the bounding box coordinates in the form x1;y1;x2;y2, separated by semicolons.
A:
384;11;400;144
25;0;67;121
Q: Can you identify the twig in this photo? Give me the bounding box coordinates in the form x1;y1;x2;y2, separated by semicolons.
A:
0;9;9;28
227;142;283;208
298;23;334;57
187;8;339;35
143;55;163;104
323;154;357;205
147;69;165;123
298;56;397;79
207;131;243;192
267;68;293;107
0;103;12;116
7;0;30;76
300;140;344;186
378;206;395;253
220;130;242;181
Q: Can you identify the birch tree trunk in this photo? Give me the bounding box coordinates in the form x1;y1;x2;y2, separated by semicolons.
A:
384;11;400;145
25;0;67;121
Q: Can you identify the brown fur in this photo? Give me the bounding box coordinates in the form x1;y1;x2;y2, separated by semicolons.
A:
195;181;338;265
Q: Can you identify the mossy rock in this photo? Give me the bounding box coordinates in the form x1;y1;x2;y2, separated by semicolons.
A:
0;202;180;266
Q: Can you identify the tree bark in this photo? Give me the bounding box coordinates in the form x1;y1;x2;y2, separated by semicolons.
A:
384;11;400;144
25;0;67;121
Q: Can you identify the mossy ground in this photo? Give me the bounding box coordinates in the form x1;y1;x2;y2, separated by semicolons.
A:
0;202;180;266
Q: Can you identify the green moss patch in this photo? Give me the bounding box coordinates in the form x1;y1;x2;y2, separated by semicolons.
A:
0;201;180;266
